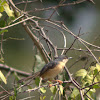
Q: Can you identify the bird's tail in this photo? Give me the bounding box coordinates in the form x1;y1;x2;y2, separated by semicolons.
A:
18;71;40;83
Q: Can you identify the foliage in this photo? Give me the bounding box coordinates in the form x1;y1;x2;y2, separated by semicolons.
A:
0;0;99;100
74;63;100;99
0;70;7;84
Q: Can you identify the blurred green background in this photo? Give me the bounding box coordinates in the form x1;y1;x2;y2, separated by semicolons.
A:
3;0;100;71
1;0;100;99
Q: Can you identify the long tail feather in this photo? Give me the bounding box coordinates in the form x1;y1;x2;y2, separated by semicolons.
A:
18;72;40;83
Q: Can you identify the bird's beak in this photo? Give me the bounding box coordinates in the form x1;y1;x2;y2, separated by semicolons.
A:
68;57;73;59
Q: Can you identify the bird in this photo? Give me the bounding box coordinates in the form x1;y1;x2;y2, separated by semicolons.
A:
19;55;72;84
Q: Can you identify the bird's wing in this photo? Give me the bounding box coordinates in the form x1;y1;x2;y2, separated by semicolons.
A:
40;61;58;76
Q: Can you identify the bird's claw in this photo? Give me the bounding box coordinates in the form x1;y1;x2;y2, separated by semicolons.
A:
55;80;63;85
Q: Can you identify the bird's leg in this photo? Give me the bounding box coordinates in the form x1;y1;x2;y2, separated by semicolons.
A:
47;79;63;87
55;80;63;85
48;83;53;87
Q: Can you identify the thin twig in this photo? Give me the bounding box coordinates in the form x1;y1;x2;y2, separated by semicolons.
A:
0;64;31;76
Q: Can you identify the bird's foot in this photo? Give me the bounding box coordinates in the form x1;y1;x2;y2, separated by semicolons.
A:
51;80;63;85
55;80;63;85
48;84;53;87
47;80;63;87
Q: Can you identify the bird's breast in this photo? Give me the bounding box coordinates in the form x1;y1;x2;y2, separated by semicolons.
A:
41;62;65;79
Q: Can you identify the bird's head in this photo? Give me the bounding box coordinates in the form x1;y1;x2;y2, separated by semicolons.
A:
55;55;72;64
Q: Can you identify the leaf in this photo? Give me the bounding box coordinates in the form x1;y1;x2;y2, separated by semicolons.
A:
86;75;93;84
76;69;87;78
93;84;100;88
40;87;46;93
50;86;57;95
7;16;15;25
86;92;93;100
40;96;46;100
86;88;96;100
43;96;46;100
0;29;8;34
0;0;7;5
97;74;100;81
3;3;14;17
0;20;6;27
0;0;6;12
9;96;15;100
35;55;45;72
0;57;4;63
35;77;40;86
0;70;7;84
0;6;4;12
71;87;79;99
0;13;2;18
50;96;53;100
86;75;97;85
35;55;42;63
90;66;96;72
94;69;98;75
59;85;63;95
14;87;17;97
96;63;100;71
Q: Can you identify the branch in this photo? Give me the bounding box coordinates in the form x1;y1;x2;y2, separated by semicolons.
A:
22;21;49;63
27;0;87;13
0;64;31;76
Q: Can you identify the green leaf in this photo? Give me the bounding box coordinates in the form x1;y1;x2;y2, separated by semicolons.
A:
3;3;15;17
0;0;6;12
86;89;96;100
0;13;2;18
50;86;57;95
14;87;17;97
50;96;53;100
0;20;6;27
40;87;46;93
76;69;87;78
93;84;100;89
0;29;8;34
89;88;96;93
71;87;79;99
9;96;15;100
59;85;63;95
43;96;46;100
86;92;93;100
1;0;7;5
96;63;100;71
35;55;42;63
97;74;100;81
94;69;98;75
86;75;93;84
35;77;40;86
0;57;4;62
35;55;45;72
0;6;4;12
0;70;7;84
7;17;15;25
40;96;46;100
